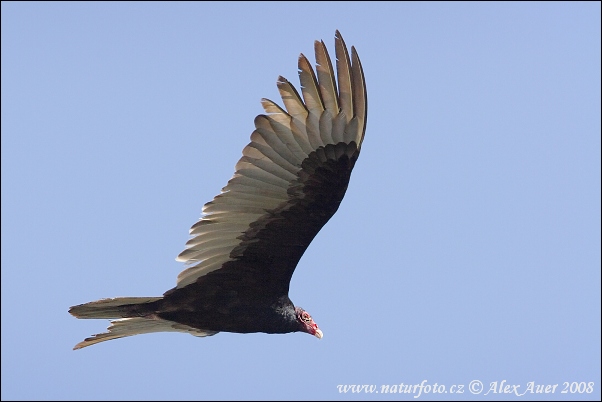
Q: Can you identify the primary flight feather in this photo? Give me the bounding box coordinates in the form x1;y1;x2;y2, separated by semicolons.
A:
69;30;367;349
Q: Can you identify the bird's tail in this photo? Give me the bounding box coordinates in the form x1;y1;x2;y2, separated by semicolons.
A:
69;297;161;319
69;297;217;349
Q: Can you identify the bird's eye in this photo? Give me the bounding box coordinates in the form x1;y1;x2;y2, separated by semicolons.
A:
301;312;311;322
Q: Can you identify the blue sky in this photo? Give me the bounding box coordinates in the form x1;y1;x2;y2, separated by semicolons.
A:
1;2;600;400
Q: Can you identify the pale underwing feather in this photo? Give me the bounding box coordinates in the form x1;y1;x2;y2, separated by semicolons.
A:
202;203;268;215
187;219;251;234
246;138;299;174
289;115;314;155
218;184;288;201
331;111;347;144
298;54;323;112
254;118;297;164
335;30;353;124
177;244;239;265
319;110;334;145
262;101;310;160
189;220;250;234
351;47;367;145
182;237;241;252
235;166;291;188
226;175;288;194
177;255;233;287
211;192;285;209
239;153;298;181
277;76;307;120
305;111;323;149
343;116;359;144
314;40;338;115
184;231;243;247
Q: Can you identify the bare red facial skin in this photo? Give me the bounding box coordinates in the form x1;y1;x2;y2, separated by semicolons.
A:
296;307;323;339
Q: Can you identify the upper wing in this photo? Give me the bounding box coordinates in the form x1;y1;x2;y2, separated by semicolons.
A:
174;31;367;297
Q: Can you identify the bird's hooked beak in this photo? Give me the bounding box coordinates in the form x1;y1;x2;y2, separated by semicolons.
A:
314;328;323;339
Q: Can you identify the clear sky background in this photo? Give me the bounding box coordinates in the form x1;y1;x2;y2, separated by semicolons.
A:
2;2;600;400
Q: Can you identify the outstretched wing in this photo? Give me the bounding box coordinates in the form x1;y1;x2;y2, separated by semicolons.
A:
174;31;367;297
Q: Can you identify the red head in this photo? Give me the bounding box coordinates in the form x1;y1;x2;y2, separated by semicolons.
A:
295;307;323;339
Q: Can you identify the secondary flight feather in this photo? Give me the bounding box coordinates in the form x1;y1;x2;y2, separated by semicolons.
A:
69;30;367;349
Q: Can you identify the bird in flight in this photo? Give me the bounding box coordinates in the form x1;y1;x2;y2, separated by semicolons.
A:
69;30;367;349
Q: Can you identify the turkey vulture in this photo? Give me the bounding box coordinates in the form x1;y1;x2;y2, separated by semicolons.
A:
69;30;367;349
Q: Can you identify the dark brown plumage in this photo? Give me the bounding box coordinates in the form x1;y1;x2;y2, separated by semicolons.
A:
69;30;367;349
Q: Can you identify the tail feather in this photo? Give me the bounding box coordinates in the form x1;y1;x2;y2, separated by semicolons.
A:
70;296;218;350
73;317;218;350
69;297;161;319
